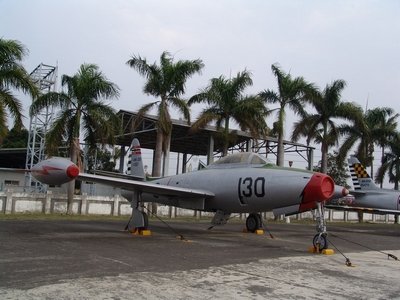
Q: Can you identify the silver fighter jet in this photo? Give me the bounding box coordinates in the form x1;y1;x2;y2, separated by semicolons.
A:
4;139;348;250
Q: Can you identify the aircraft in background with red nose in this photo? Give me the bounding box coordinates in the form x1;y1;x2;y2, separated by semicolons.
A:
2;139;348;250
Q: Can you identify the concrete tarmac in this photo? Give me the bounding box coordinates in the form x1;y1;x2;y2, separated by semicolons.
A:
0;219;399;299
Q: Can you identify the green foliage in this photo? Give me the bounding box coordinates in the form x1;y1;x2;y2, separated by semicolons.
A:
292;79;363;173
260;64;315;166
29;64;120;158
375;133;400;190
189;70;269;155
127;51;204;176
1;127;28;148
313;152;350;188
86;147;117;172
127;51;204;134
0;38;38;138
338;107;398;168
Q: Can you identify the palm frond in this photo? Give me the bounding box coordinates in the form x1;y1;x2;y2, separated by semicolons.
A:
131;101;159;132
168;97;190;124
191;109;220;132
30;92;70;116
0;88;23;130
126;54;154;78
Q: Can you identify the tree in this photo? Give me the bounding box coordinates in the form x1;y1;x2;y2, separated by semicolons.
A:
292;80;362;174
375;133;400;190
337;108;374;169
30;63;120;214
86;146;118;172
338;107;398;183
188;70;269;156
260;64;315;166
313;151;350;188
1;126;29;148
0;38;38;139
370;107;398;187
127;51;204;176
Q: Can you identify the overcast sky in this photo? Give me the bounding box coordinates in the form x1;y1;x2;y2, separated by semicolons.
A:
1;0;400;167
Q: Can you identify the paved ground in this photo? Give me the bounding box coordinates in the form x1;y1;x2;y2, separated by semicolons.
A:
0;218;399;299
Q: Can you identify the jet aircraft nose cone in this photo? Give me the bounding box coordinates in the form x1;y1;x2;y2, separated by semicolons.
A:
66;164;80;178
329;185;350;200
299;173;335;212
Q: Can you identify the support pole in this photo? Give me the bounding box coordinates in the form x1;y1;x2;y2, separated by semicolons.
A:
162;133;171;177
119;145;125;173
207;135;214;165
307;148;314;171
182;153;187;174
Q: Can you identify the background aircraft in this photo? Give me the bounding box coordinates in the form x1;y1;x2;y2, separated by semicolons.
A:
3;139;348;250
0;157;80;185
326;155;400;218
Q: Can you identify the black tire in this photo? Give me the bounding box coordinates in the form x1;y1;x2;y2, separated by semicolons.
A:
246;213;262;232
256;213;263;228
313;233;328;251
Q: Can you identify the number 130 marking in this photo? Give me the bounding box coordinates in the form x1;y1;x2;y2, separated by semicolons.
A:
238;177;265;205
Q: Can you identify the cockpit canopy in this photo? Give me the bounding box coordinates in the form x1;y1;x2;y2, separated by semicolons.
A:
207;152;272;169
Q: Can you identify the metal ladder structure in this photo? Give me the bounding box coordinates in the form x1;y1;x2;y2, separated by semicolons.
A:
25;63;58;192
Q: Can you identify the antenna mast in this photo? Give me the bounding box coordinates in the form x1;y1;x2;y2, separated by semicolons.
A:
25;63;58;192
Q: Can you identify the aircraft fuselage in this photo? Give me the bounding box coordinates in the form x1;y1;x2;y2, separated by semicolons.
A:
352;191;400;211
139;166;320;213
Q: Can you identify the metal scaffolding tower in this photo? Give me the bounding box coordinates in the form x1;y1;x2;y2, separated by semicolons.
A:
25;63;58;191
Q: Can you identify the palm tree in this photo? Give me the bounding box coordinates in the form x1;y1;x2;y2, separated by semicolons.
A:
0;38;38;139
30;63;120;214
188;70;269;156
370;107;398;186
260;64;315;166
337;108;373;168
291;80;363;174
126;51;204;176
376;133;400;190
338;107;398;183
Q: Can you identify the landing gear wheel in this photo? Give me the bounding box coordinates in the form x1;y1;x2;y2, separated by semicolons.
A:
246;213;263;233
127;211;149;232
313;233;328;251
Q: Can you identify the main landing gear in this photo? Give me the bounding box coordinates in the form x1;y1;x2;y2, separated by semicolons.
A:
210;211;264;234
125;191;150;233
312;202;328;251
246;213;263;233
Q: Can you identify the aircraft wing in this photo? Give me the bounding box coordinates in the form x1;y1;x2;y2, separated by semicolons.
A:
348;190;367;195
0;167;28;173
325;204;400;216
78;173;215;199
87;169;145;181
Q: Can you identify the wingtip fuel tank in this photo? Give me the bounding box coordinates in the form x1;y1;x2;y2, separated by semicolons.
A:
31;157;79;185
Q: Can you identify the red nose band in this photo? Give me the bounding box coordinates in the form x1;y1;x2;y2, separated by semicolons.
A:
66;164;80;178
299;173;334;212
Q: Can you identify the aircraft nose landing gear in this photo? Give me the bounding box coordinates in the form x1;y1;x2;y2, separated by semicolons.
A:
313;233;328;251
312;202;329;252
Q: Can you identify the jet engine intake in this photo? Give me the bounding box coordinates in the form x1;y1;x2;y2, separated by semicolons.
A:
299;173;334;212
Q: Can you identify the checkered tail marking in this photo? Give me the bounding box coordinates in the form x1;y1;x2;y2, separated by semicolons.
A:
349;163;369;190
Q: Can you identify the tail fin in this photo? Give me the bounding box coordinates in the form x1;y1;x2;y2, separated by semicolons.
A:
347;155;378;190
127;138;145;180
